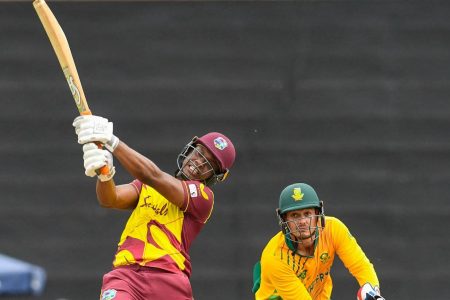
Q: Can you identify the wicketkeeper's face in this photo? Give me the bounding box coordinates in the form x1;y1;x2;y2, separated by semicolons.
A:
181;144;220;181
284;208;319;241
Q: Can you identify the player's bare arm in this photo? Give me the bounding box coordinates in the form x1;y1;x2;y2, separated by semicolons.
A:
96;180;139;210
73;115;236;210
112;141;185;208
74;115;185;208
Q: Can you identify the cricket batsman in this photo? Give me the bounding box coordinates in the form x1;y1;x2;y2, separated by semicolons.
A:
252;183;386;300
72;115;236;300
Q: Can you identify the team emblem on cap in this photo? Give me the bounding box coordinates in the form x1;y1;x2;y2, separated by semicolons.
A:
291;188;304;201
214;137;228;150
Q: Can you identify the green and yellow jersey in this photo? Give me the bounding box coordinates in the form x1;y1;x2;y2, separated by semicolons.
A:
255;216;379;300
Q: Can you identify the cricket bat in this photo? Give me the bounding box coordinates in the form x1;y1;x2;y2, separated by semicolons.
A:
33;0;109;175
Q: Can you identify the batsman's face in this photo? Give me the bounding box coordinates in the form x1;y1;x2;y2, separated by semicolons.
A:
285;208;318;241
182;144;220;181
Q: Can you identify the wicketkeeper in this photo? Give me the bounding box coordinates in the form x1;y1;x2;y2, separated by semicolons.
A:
252;183;385;300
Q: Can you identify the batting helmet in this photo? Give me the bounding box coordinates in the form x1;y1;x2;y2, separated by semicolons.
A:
195;132;236;173
278;183;321;214
276;183;325;246
176;132;236;186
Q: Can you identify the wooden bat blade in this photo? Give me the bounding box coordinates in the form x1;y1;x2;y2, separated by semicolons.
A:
33;0;110;176
33;0;90;115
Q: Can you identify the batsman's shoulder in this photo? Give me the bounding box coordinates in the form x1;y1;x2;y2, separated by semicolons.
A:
185;180;215;202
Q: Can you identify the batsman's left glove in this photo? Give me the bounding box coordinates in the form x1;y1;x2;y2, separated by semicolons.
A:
83;143;116;182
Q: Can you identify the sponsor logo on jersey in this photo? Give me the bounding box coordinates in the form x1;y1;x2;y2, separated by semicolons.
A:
189;184;198;197
140;195;168;216
214;137;228;150
101;289;117;300
291;188;304;201
307;271;330;292
320;252;330;263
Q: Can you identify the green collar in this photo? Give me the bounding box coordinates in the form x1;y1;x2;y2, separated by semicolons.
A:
284;231;319;257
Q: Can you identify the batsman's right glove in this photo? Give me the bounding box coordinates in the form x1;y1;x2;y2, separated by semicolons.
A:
357;283;385;300
73;115;120;152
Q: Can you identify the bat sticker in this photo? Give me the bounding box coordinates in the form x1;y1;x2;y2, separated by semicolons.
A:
63;68;83;111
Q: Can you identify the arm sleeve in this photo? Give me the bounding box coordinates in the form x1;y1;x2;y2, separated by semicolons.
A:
332;218;380;288
131;179;142;194
262;255;312;300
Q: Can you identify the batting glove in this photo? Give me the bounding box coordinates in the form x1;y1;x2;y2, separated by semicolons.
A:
357;283;385;300
83;143;116;182
73;115;120;152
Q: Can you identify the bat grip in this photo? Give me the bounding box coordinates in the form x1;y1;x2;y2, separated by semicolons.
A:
96;143;110;176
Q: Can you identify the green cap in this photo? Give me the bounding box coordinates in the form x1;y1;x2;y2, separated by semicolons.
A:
278;183;320;214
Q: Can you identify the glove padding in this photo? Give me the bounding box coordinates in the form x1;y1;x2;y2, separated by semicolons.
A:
73;115;119;152
83;143;116;182
357;283;385;300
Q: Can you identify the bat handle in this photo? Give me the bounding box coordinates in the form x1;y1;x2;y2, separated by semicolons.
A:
80;111;110;176
96;143;110;176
